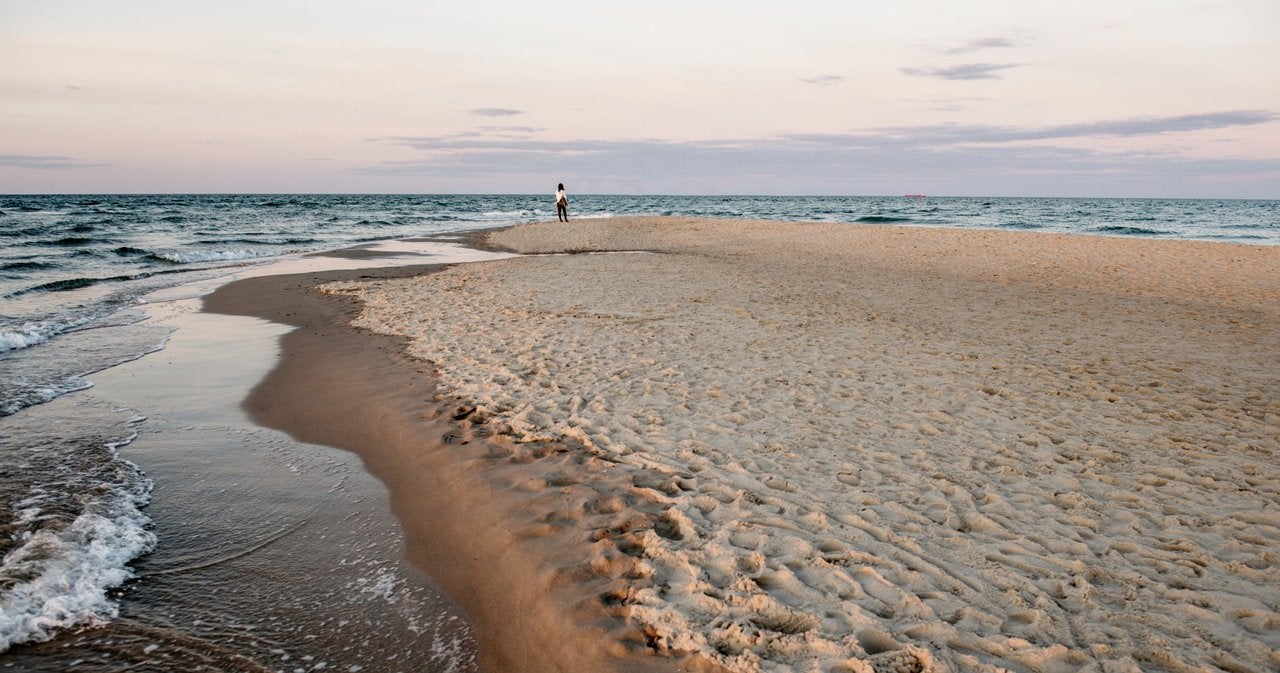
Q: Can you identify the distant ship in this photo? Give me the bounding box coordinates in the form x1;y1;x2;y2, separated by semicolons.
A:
903;193;927;198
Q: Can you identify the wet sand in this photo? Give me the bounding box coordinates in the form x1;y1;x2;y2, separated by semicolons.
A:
325;217;1279;672
203;258;719;673
0;238;716;673
2;293;475;672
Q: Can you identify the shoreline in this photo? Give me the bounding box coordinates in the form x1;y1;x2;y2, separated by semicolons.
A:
323;217;1278;672
4;212;1275;670
202;253;720;672
1;289;477;672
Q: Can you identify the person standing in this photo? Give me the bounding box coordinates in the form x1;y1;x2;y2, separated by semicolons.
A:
555;183;568;222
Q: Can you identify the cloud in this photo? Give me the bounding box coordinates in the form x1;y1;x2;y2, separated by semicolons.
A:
862;110;1280;145
1033;110;1278;139
942;37;1014;55
469;107;525;117
383;111;1277;158
381;135;609;157
478;125;547;134
361;110;1280;196
0;154;104;170
901;62;1022;80
799;75;844;86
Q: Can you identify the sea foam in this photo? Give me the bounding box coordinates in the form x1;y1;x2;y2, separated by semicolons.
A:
0;316;96;353
151;249;268;264
0;432;155;652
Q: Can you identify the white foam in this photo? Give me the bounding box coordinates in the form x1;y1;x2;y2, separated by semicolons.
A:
346;566;477;671
479;210;535;218
0;315;96;353
154;249;268;264
357;570;402;603
0;378;95;416
1;325;173;416
0;433;155;652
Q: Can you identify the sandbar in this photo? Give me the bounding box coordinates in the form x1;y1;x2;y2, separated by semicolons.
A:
322;217;1279;672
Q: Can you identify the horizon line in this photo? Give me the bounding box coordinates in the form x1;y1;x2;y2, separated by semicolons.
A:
3;192;1277;201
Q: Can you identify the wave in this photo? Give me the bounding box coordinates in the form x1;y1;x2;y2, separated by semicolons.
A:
479;210;534;218
0;429;155;652
5;267;194;299
14;277;101;294
193;237;318;246
1;260;57;272
1093;225;1170;236
0;227;42;238
0;375;95;415
855;215;913;223
147;249;269;264
1;319;173;419
1203;233;1268;241
50;237;97;247
1219;223;1274;230
1;317;93;352
999;221;1044;229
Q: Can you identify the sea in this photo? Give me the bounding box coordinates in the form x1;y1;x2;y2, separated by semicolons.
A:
0;193;1277;669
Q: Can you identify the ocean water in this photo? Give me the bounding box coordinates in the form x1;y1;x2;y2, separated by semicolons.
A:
0;193;1277;658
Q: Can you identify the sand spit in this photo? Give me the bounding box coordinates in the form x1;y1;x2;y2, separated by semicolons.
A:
327;217;1279;673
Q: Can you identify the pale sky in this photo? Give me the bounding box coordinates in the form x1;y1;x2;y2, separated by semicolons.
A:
2;0;1278;196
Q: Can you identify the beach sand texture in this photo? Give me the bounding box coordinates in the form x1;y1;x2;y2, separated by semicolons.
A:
326;217;1280;672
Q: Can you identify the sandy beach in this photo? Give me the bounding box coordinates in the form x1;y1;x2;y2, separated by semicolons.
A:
310;217;1279;673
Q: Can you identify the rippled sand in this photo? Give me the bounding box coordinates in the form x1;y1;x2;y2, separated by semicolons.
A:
326;217;1279;673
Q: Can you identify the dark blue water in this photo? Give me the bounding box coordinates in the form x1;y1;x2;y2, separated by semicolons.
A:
0;192;1276;653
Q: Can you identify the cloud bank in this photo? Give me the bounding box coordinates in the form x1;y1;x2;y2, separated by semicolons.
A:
0;154;104;170
363;111;1280;197
789;110;1280;146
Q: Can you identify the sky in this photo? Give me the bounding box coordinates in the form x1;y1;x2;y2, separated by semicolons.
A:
2;0;1278;197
